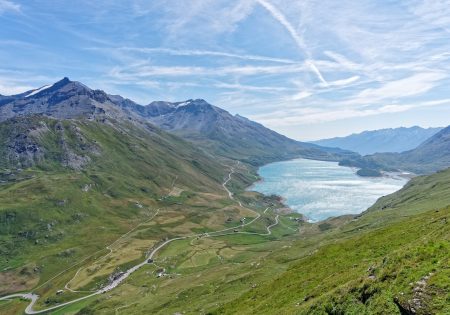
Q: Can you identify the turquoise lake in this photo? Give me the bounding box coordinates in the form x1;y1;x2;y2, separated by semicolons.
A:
251;158;407;222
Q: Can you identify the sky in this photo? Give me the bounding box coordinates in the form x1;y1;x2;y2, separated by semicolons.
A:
1;0;450;140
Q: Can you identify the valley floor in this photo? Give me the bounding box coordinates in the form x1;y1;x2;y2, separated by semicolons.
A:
0;162;300;314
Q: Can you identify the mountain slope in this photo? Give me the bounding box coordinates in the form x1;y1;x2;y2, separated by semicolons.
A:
140;99;356;165
340;125;450;174
311;126;443;155
0;80;257;304
1;79;356;167
213;168;450;315
0;114;233;265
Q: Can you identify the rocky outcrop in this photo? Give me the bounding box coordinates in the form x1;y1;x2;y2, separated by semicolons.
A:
0;116;100;170
394;273;434;315
2;118;45;168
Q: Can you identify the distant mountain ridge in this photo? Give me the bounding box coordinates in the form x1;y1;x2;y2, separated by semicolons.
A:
311;126;443;155
340;125;450;175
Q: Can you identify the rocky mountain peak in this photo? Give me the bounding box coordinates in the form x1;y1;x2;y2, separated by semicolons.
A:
0;78;111;122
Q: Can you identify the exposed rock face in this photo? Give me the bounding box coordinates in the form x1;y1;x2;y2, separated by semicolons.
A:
53;122;92;170
108;95;174;118
2;118;45;168
0;116;100;170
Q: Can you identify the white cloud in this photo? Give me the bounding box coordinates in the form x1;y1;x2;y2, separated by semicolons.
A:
0;72;59;95
162;0;256;43
0;83;32;95
0;0;20;14
116;47;300;64
109;64;309;78
250;99;450;127
320;75;360;88
352;72;446;103
408;0;450;34
214;82;292;92
290;91;312;101
256;0;327;85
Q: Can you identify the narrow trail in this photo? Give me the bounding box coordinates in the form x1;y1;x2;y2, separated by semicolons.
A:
115;302;138;315
0;162;282;314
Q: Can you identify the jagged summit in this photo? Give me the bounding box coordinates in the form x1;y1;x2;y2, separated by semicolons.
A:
0;78;226;125
21;77;87;99
0;78;118;122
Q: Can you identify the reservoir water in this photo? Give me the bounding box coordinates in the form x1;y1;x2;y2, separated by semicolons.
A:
251;158;407;222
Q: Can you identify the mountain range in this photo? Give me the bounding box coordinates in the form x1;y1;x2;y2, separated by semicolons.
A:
2;77;450;177
311;126;443;155
340;126;450;175
0;78;354;168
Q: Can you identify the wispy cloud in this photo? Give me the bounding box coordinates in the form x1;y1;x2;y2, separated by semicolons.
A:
0;0;20;15
250;98;450;127
2;0;449;138
348;72;447;105
256;0;328;85
161;0;256;43
109;64;309;78
408;0;450;34
320;75;360;88
115;47;300;64
214;82;293;93
290;90;312;101
0;70;57;95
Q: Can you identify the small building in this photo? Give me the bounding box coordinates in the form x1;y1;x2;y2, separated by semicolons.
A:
156;268;165;278
112;272;125;281
56;290;64;295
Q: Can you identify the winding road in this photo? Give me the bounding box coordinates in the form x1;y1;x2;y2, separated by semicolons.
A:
0;162;282;314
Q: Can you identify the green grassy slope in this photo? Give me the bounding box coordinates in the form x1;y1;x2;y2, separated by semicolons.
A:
0;115;244;296
213;169;450;315
23;169;449;315
1;114;449;315
28;169;449;315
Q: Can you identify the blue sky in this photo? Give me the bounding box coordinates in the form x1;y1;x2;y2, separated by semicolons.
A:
1;0;450;140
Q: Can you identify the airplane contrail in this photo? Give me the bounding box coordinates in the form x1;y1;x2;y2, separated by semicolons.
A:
256;0;328;85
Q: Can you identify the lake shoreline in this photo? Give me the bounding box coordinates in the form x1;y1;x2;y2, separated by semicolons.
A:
248;157;407;222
